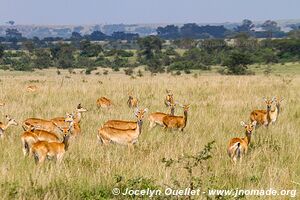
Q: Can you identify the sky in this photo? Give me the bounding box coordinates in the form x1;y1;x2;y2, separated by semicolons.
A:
0;0;299;25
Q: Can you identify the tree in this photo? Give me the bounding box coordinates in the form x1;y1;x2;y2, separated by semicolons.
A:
157;25;180;39
33;49;52;68
261;20;280;38
235;19;255;33
5;28;22;39
0;45;4;59
22;40;35;53
79;40;102;57
222;50;253;75
138;36;163;59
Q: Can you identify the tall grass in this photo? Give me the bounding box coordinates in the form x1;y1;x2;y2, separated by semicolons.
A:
0;69;299;199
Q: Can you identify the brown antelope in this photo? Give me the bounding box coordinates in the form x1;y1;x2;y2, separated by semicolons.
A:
21;127;61;156
0;115;18;139
270;97;284;124
26;85;38;92
103;120;137;130
30;132;71;164
22;118;61;134
164;89;174;107
148;101;176;130
162;104;190;131
0;100;5;107
97;108;148;148
51;104;87;124
21;114;74;156
97;97;113;108
127;91;138;108
250;97;274;128
227;121;257;164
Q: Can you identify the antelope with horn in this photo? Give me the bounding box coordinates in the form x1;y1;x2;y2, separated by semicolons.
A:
97;97;113;108
0;115;18;139
162;103;190;131
97;108;148;148
227;121;257;164
148;101;177;130
250;97;275;128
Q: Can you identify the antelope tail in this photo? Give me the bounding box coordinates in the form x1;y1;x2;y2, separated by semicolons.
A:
234;142;241;159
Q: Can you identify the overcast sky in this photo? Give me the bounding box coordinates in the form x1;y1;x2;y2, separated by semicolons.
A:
0;0;299;25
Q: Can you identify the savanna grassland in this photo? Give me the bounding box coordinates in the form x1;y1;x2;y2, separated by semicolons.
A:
0;65;299;200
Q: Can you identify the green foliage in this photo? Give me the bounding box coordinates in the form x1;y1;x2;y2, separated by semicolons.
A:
222;50;254;75
0;45;5;58
11;55;33;71
80;40;102;57
33;49;52;68
162;141;215;198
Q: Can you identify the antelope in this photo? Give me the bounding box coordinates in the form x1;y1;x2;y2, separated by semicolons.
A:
30;121;73;164
97;97;113;108
97;108;148;148
27;85;38;92
21;114;74;156
51;104;87;124
162;104;190;131
270;97;284;124
22;118;61;134
127;91;138;108
164;89;174;107
0;115;18;139
21;127;61;156
0;100;5;106
148;101;176;130
227;121;257;164
103;120;137;130
250;97;274;128
30;132;71;164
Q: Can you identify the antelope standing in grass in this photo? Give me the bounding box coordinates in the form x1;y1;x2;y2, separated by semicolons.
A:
26;85;38;92
51;104;87;124
0;100;5;107
127;91;138;108
162;104;190;131
97;108;148;148
270;97;284;124
227;121;257;164
21;115;74;156
148;101;177;130
103;119;137;130
97;97;113;108
0;115;18;139
30;132;71;164
22;118;61;134
51;104;87;137
30;121;73;164
164;89;174;107
250;97;274;128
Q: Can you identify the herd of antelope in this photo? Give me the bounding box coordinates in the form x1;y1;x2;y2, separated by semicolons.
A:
0;88;283;165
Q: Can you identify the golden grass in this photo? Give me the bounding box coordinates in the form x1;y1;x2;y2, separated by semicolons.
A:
0;69;299;199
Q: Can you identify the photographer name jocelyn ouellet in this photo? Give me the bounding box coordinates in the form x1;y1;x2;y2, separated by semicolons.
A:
121;188;202;197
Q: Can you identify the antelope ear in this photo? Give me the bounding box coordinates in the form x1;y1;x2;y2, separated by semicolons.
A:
263;97;267;102
166;101;171;106
280;98;284;102
252;121;257;127
272;97;276;101
240;121;246;127
134;108;139;115
144;108;148;113
77;103;81;109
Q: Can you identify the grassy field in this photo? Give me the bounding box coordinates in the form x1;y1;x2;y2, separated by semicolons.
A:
0;68;299;199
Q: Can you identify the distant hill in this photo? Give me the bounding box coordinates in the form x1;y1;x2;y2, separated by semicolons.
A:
0;19;299;39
